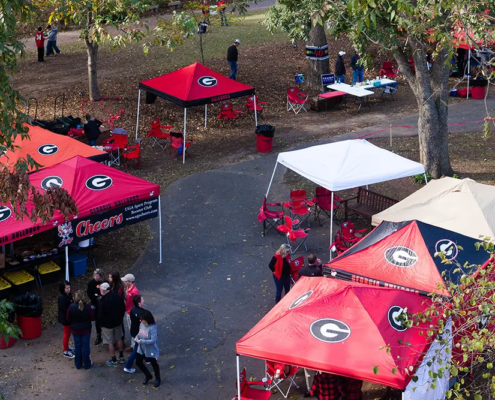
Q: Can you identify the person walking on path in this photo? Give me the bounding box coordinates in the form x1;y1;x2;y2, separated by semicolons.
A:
83;114;102;146
46;24;61;56
218;0;228;26
35;27;45;62
298;254;323;279
124;295;147;374
123;273;140;351
66;290;95;370
350;49;364;86
58;280;75;359
335;51;346;83
135;310;161;387
97;282;126;367
87;268;105;345
227;39;240;80
268;244;292;304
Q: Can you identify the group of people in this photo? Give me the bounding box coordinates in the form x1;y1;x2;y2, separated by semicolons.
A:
35;24;61;62
335;49;365;86
57;269;161;387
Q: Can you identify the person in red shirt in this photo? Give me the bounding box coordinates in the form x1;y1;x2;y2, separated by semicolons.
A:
35;27;45;62
123;273;140;351
218;0;228;26
201;0;210;24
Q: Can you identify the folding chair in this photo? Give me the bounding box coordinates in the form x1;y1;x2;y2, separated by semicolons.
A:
103;128;128;166
232;368;272;400
123;138;142;170
257;196;284;237
277;216;309;255
286;87;309;114
284;190;313;229
245;95;267;118
265;362;300;399
218;103;242;123
312;187;342;226
290;256;304;286
378;61;399;79
169;132;193;159
147;118;172;150
330;221;367;256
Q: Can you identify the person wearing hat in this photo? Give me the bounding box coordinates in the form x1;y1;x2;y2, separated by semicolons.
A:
123;273;140;352
97;282;126;367
227;39;241;80
335;51;346;83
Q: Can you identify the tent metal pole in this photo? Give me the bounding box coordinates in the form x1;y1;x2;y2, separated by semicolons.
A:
183;108;187;165
467;48;471;99
236;355;241;400
424;172;428;184
254;96;258;127
330;193;334;261
266;162;278;198
205;104;208;128
65;245;69;281
135;90;141;140
158;196;162;264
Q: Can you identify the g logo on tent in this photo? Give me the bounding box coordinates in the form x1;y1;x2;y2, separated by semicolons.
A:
384;246;418;267
289;290;313;310
198;76;218;87
38;144;59;155
86;175;113;191
310;318;351;343
388;305;408;331
0;206;12;222
435;239;459;261
41;176;63;190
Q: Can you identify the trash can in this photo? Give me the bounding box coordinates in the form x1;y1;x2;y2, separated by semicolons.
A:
256;125;275;153
15;294;42;340
0;302;16;349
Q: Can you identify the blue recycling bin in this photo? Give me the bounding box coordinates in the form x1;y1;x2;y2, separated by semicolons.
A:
69;253;88;278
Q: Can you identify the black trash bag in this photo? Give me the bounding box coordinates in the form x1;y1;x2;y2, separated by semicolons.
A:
15;294;43;318
256;125;275;138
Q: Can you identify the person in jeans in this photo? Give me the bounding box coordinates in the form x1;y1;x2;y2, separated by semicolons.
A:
218;0;228;26
66;290;95;370
135;310;161;387
87;268;105;345
350;49;364;86
35;27;45;62
97;282;126;367
58;280;74;359
335;50;346;83
268;244;291;303
227;39;240;80
123;273;140;351
124;295;147;373
46;25;61;56
83;114;102;146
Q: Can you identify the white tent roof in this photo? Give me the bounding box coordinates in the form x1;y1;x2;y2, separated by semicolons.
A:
277;140;425;192
372;177;495;240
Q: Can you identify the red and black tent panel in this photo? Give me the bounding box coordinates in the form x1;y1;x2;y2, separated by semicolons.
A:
139;62;255;108
323;220;491;296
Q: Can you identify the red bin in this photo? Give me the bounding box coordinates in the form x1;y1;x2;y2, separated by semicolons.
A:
256;135;273;153
16;314;42;340
0;335;16;349
471;86;486;100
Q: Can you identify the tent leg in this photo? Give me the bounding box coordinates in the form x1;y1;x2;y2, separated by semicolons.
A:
236;355;241;400
183;108;187;165
158;196;162;264
304;368;311;392
467;48;471;99
65;245;69;282
205;104;207;128
254;96;258;127
329;193;334;261
135;90;141;140
424;173;428;184
265;162;278;198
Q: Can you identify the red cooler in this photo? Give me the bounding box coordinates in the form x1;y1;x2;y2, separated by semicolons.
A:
17;314;42;339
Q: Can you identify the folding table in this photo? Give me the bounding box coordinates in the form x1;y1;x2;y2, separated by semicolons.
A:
327;83;374;113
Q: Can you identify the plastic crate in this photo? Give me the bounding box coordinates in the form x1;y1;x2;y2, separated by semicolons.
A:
69;253;88;278
36;261;61;286
0;276;12;301
3;270;35;295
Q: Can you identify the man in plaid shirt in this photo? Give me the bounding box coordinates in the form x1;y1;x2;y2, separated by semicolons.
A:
305;373;363;400
341;377;363;400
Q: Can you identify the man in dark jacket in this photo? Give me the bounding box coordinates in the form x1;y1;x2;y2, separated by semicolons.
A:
350;49;364;86
298;254;323;279
98;282;126;367
227;39;240;80
335;51;346;83
124;295;147;373
84;113;102;146
87;268;105;345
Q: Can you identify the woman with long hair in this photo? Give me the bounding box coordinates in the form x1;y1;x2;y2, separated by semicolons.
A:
135;310;161;387
108;272;124;301
268;244;292;303
66;290;95;369
57;280;74;359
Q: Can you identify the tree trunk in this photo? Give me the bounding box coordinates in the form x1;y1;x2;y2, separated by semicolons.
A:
86;40;100;101
306;23;329;93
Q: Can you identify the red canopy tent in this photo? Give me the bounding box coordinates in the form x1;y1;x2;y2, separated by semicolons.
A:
236;278;437;398
0;124;108;171
0;156;161;278
136;62;256;163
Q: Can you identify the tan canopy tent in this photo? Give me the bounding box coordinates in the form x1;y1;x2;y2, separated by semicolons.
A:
372;177;495;240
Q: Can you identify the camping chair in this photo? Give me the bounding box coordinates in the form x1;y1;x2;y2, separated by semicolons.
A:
232;368;272;400
169;132;194;160
378;61;399;79
330;221;367;256
123;138;142;170
147;119;172;150
257;196;285;236
265;362;300;399
312;187;342;226
277;215;309;254
290;256;304;286
245;95;267;118
285;190;314;228
286;87;309;114
103;128;128;166
218;103;242;123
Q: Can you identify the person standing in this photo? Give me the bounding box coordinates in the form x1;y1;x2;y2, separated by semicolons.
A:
83;114;102;146
66;290;95;370
87;268;105;345
350;49;364;85
135;310;161;387
227;39;241;80
298;254;323;279
46;24;61;56
35;27;45;62
218;0;228;26
335;51;346;83
123;273;140;351
58;280;74;359
124;295;147;374
341;377;363;400
201;0;210;24
304;372;342;400
268;244;292;304
97;282;126;367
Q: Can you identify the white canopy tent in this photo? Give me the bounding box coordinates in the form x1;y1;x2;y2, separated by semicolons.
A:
265;140;426;258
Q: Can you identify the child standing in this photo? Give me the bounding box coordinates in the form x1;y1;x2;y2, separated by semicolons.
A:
58;280;75;359
35;27;45;62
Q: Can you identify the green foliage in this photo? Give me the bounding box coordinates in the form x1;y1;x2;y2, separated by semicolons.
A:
0;300;21;343
413;172;431;184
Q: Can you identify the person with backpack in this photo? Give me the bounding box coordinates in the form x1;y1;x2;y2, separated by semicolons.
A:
35;27;45;62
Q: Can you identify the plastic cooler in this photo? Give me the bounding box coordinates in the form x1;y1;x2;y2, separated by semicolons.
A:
36;261;61;286
0;276;12;301
69;253;88;278
3;270;35;295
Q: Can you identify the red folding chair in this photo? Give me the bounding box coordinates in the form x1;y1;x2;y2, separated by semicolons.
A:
289;256;304;286
169;132;193;159
284;190;314;228
103;128;128;166
218;103;242;122
286;87;309;114
265;362;300;399
257;196;284;237
312;187;342;226
232;368;272;400
147;118;172;150
378;61;399;79
330;221;367;256
123;138;142;170
245;95;267;118
277;216;309;254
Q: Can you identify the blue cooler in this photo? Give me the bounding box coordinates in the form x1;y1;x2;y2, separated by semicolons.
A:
68;253;88;277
